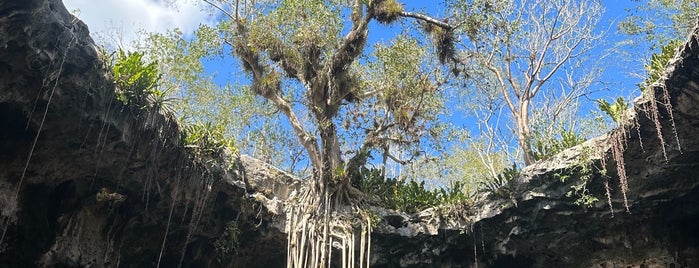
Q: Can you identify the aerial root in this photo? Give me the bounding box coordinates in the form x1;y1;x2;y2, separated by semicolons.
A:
285;184;371;268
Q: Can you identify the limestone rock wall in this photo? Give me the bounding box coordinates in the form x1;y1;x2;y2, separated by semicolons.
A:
0;0;287;267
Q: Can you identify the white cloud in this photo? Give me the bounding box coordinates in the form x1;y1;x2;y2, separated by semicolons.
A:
63;0;213;47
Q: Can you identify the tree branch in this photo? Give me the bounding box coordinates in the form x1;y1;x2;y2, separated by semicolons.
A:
345;121;396;182
332;1;370;69
398;11;454;30
227;24;323;171
202;0;235;21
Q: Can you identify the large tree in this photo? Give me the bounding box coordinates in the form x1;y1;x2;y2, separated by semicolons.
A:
195;0;456;198
181;1;453;267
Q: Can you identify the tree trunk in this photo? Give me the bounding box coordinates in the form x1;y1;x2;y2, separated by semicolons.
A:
518;127;536;166
319;122;342;181
518;100;536;166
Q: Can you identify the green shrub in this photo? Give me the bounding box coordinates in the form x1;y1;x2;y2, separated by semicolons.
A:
214;220;240;262
112;50;161;107
478;163;519;199
359;168;396;206
438;180;471;205
358;168;471;213
183;122;236;153
562;162;599;208
552;146;600;208
182;121;237;174
392;180;441;213
532;129;586;161
640;39;682;91
596;97;629;123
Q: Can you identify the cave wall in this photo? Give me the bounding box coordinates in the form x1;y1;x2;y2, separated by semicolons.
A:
0;0;286;267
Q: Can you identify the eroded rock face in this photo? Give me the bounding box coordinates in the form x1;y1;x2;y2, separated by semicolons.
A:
1;0;698;267
0;0;286;267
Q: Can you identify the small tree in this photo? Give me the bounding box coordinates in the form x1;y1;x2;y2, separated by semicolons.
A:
448;0;605;165
141;27;309;174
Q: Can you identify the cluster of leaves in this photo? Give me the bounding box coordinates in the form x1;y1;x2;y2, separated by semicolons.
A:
363;36;441;131
478;163;519;199
371;0;404;24
559;162;599;208
246;0;342;71
182;121;238;174
214;220;241;262
111;49;173;112
549;145;600;208
448;0;508;39
639;39;683;91
359;169;471;213
597;97;630;124
532;129;586;161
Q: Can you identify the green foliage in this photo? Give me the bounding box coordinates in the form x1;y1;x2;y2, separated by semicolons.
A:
142;28;304;173
112;50;162;108
640;39;683;90
447;0;508;39
142;27;221;118
532;129;586;161
391;180;441;213
214;220;240;262
182;121;237;156
371;0;404;24
596;97;629;123
620;0;698;49
563;162;598;208
359;169;394;205
359;168;471;213
182;122;238;176
552;147;600;208
147;86;177;115
437;180;472;205
422;22;456;65
478;163;519;199
362;35;443;132
569;182;599;208
247;0;342;57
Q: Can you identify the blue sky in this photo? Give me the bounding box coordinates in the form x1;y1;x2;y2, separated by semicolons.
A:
62;0;663;173
63;0;650;97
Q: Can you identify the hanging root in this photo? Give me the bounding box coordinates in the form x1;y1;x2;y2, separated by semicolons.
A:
610;129;630;212
285;183;372;268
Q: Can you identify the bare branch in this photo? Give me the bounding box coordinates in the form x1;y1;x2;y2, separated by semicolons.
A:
398;11;453;30
383;149;408;165
202;0;236;21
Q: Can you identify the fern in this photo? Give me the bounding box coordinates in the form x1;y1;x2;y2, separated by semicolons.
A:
596;97;629;123
478;163;519;199
640;39;682;91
